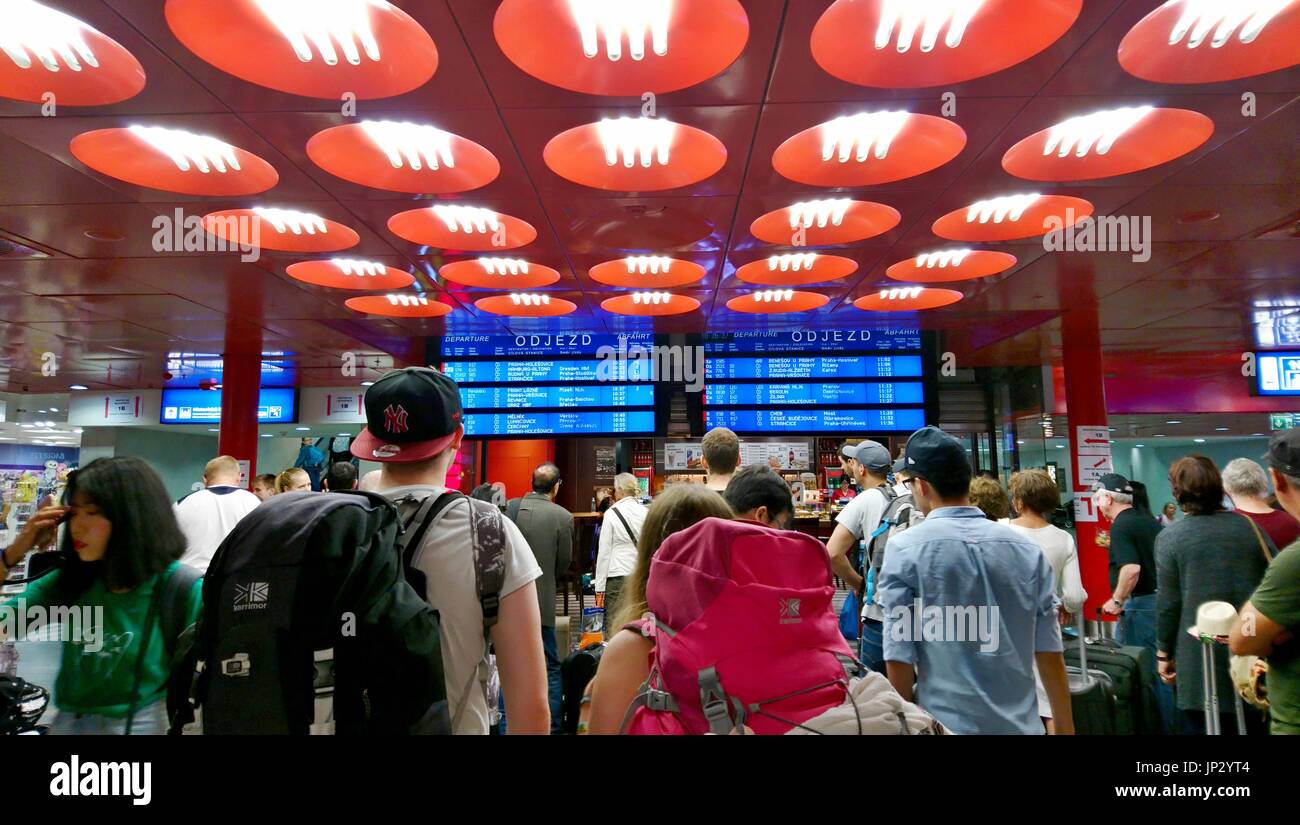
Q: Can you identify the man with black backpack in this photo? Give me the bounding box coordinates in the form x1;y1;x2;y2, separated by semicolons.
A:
359;368;550;735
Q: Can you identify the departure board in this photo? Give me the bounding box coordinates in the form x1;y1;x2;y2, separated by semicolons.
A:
702;326;927;435
705;382;924;407
705;408;927;433
463;411;654;437
436;333;656;436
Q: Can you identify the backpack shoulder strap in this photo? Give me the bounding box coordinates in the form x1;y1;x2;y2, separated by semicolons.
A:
393;490;464;568
466;498;508;631
160;563;202;659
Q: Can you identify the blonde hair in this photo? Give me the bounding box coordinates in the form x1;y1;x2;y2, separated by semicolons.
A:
969;476;1010;521
276;467;310;493
612;485;734;630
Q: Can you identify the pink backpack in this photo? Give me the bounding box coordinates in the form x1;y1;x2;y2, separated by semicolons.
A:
621;517;859;735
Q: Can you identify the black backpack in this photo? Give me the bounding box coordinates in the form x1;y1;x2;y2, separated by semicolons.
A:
169;491;450;735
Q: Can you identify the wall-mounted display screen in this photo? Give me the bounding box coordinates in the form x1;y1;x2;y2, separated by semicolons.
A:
702;327;927;435
1257;352;1300;395
463;410;654;437
160;388;297;424
1252;305;1300;349
705;408;927;433
438;333;656;437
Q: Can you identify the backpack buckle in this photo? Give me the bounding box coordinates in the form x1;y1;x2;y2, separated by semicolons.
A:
220;653;250;677
698;667;735;735
480;593;500;623
645;689;679;713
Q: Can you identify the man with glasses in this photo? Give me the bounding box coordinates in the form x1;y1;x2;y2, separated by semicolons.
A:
878;426;1073;734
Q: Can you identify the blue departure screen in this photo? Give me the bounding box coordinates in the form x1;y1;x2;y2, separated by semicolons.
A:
461;384;654;409
440;333;653;358
705;408;926;433
160;388;297;424
463;410;654;436
1257;352;1300;395
704;355;923;381
705;382;924;407
443;359;654;384
704;328;921;354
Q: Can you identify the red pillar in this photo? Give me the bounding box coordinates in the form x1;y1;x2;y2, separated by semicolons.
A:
1062;304;1110;619
219;319;263;488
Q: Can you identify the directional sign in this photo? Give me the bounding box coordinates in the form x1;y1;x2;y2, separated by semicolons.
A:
1078;453;1114;487
1076;426;1112;456
1271;413;1296;431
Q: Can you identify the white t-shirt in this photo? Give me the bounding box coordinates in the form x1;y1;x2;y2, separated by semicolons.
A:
835;484;890;540
382;485;542;735
1000;521;1087;614
595;497;647;591
176;486;262;571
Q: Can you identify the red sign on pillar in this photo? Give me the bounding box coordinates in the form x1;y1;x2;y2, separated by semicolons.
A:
1062;305;1110;620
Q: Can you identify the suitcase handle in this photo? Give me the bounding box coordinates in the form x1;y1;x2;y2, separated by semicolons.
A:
1077;612;1088;674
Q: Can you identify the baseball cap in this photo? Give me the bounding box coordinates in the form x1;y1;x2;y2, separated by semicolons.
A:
1263;429;1300;476
892;455;908;475
902;426;969;479
1093;473;1132;495
841;440;891;472
351;367;464;463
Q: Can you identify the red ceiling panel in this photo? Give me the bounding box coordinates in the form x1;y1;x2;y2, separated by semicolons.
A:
0;0;1292;391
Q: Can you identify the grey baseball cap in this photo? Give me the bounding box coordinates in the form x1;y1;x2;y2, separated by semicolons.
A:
840;440;892;473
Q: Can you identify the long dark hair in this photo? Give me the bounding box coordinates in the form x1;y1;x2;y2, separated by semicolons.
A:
1129;481;1153;517
53;456;188;600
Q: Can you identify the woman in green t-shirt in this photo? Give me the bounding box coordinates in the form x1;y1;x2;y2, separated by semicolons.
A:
0;456;200;734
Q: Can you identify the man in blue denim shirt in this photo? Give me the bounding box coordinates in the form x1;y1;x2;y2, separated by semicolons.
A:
879;426;1073;734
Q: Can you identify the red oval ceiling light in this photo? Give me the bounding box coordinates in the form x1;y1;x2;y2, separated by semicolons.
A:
1002;106;1214;181
387;205;537;251
476;293;577;317
735;253;858;286
165;0;438;100
932;193;1093;241
811;0;1082;89
854;286;963;312
494;0;749;96
885;249;1017;283
202;207;359;252
286;258;414;290
725;290;830;314
601;292;701;317
345;293;452;318
773;112;966;187
544;116;727;191
70;126;279;196
589;256;706;288
0;0;146;105
439;258;560;289
307;120;499;194
1119;0;1300;84
750;198;900;245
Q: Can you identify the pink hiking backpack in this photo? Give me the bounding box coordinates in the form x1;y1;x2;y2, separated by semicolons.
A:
621;517;860;735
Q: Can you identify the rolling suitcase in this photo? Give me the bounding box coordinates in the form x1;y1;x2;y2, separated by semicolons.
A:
1066;615;1118;735
1063;611;1157;735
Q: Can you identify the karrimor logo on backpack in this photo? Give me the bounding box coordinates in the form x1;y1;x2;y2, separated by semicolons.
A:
779;598;802;624
233;581;269;612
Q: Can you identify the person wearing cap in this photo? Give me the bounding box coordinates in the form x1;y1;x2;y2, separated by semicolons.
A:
1155;455;1273;735
353;367;550;735
1232;430;1300;734
826;441;894;595
877;426;1073;734
1092;473;1162;641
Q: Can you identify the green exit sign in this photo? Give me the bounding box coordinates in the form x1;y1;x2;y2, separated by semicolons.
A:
1271;414;1296;431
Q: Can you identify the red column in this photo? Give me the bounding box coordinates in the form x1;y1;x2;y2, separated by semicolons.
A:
1062;304;1109;619
219;319;263;488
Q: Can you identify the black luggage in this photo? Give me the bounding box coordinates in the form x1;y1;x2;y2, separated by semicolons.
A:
1066;615;1118;735
560;643;604;734
1063;611;1159;735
